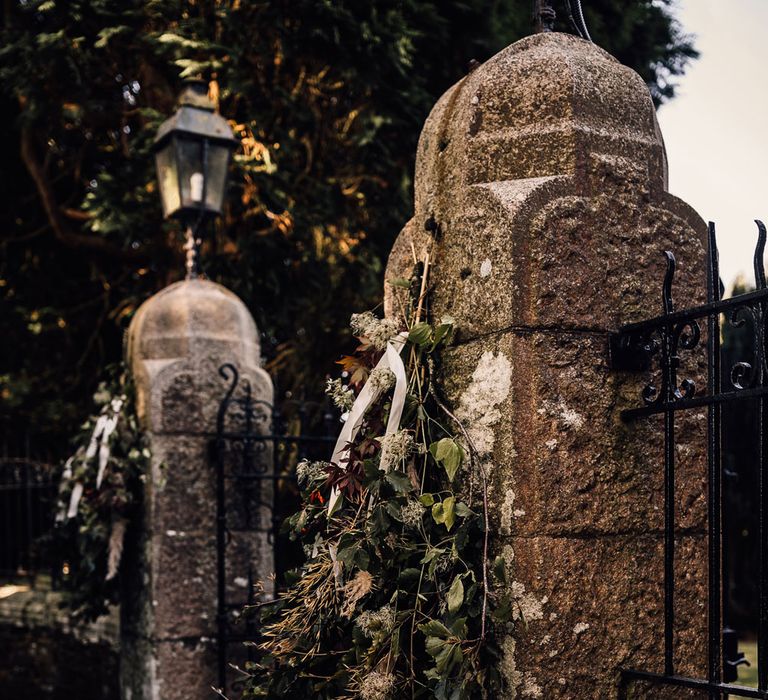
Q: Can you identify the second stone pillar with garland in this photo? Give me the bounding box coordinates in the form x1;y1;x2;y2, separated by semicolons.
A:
122;278;274;700
386;33;708;698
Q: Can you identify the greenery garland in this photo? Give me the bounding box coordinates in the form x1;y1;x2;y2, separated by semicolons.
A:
52;366;149;621
244;262;506;699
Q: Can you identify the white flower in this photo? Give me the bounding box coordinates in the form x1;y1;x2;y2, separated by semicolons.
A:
367;367;396;393
400;500;425;528
359;671;396;700
296;459;328;486
350;311;400;350
326;378;355;411
357;605;396;641
378;430;414;471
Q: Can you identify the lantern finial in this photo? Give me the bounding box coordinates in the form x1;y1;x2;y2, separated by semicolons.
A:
153;80;238;278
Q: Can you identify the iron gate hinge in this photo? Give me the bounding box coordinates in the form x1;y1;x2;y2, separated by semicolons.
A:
723;627;750;684
608;331;653;372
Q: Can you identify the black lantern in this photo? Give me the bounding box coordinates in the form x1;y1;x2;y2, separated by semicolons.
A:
153;80;237;276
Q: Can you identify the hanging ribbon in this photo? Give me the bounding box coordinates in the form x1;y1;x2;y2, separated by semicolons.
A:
65;396;124;519
327;332;408;515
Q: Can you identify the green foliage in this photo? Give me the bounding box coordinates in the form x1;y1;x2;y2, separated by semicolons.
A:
50;365;149;621
0;1;696;456
246;266;502;698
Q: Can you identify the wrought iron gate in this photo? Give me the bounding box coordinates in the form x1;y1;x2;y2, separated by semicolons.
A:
212;363;336;694
612;221;767;697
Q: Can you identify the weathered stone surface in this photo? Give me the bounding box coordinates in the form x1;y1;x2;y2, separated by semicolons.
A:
154;639;218;700
385;32;709;699
442;332;708;539
123;279;274;699
499;535;707;700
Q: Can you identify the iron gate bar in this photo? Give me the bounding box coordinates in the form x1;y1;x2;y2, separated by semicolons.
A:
760;230;768;693
708;222;723;695
620;669;768;699
660;249;676;676
612;220;768;696
621;384;768;419
212;362;337;693
614;285;768;336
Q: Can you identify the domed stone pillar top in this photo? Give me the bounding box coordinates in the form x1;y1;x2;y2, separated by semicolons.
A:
386;32;701;338
385;31;708;699
127;278;268;433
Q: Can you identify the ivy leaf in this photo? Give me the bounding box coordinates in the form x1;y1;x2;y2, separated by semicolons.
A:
455;501;472;517
442;496;456;532
399;567;421;581
431;497;456;531
435;643;462;675
385;470;413;494
447;576;464;613
336;545;358;567
449;617;468;638
425;635;446;657
408;322;432;347
354;548;370;571
419;493;435;506
493;594;514;623
421;547;445;564
493;555;508;585
418;620;452;639
387;277;411;288
430;317;455;350
429;438;464;482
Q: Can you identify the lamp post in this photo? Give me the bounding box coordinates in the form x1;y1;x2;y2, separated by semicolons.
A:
153;79;238;278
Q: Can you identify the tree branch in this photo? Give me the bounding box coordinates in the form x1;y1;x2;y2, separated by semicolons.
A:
19;125;147;262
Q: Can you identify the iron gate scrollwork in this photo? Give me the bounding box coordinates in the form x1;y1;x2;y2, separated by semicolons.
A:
212;362;336;694
612;220;767;698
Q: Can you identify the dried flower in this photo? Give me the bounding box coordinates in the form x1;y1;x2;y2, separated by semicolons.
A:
357;605;396;642
350;311;400;350
378;430;414;471
367;367;396;393
400;499;425;528
326;378;355;411
296;459;329;486
105;517;126;581
341;569;374;618
359;671;396;700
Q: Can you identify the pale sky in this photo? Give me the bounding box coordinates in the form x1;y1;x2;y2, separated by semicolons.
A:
657;0;768;292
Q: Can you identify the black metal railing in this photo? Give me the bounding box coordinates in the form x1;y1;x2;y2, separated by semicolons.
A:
612;221;766;698
212;363;337;694
0;456;60;583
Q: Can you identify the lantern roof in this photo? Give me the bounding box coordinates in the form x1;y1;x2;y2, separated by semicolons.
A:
153;80;237;150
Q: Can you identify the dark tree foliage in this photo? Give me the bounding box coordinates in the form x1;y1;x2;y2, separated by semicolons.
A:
0;0;697;453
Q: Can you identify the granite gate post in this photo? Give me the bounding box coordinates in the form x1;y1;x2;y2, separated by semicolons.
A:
122;279;274;699
386;33;709;698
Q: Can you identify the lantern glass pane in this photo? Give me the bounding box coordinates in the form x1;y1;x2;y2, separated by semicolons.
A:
176;137;205;211
154;142;180;218
204;143;232;214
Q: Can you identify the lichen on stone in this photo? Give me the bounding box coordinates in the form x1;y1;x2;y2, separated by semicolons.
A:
509;581;545;624
500;489;516;536
455;350;512;459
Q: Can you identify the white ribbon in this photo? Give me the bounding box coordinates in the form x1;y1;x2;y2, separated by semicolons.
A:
65;396;124;519
95;398;123;489
327;332;408;515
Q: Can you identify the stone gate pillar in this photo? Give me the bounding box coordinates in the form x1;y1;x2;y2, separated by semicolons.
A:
386;33;709;698
122;279;273;700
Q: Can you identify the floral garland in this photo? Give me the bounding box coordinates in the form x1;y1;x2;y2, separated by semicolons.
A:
52;366;150;621
243;262;505;699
